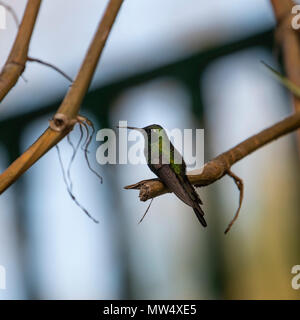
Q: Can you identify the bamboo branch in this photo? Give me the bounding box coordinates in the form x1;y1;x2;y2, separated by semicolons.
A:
0;0;124;195
270;0;300;155
0;0;41;102
1;1;74;84
52;0;124;125
125;113;300;201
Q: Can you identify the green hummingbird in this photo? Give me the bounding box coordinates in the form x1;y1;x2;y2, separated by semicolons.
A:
123;124;207;227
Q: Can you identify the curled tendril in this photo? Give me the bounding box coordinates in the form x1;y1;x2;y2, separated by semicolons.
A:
55;115;103;223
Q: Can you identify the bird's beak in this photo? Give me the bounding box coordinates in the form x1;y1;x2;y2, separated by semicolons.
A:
116;126;143;132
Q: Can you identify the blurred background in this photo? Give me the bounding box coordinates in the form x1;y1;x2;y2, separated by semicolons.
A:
0;0;299;299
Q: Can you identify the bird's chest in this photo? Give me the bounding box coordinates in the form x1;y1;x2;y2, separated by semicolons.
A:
144;141;162;165
144;140;174;169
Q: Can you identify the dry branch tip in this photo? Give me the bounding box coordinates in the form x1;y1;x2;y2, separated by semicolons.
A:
224;169;244;234
138;198;154;224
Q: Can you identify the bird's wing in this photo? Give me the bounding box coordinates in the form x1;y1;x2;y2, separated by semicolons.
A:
169;146;203;206
155;164;198;208
155;165;206;226
180;174;203;205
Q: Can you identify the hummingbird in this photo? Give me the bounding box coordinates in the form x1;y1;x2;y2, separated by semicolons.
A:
121;124;207;227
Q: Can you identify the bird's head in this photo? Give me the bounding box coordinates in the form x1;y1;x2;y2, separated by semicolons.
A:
117;124;165;139
142;124;163;136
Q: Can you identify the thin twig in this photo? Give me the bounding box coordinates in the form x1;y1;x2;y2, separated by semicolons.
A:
79;121;103;184
0;1;20;27
138;199;154;224
56;144;99;223
66;125;84;192
262;61;300;97
224;170;244;234
27;57;74;83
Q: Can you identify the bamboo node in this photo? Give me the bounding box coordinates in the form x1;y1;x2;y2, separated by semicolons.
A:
49;113;76;132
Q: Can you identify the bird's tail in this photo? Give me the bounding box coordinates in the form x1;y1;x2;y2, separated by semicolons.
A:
193;206;207;227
